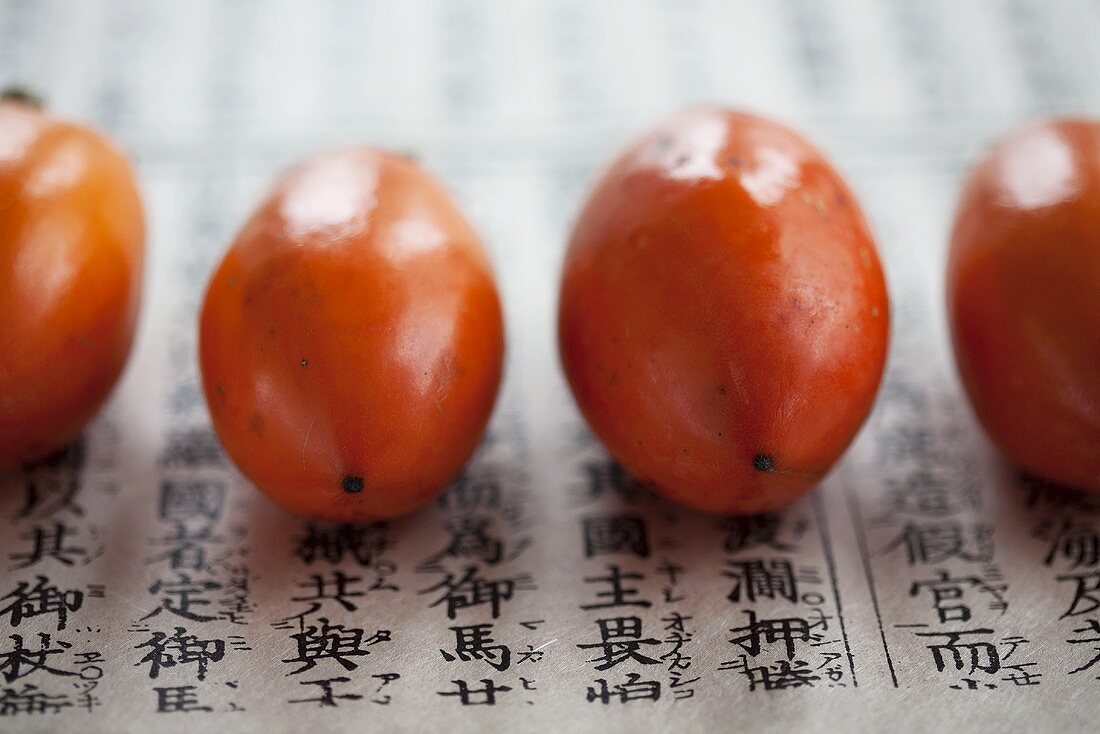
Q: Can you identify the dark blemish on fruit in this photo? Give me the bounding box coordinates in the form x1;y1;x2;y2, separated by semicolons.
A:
752;453;775;472
342;475;365;494
300;359;309;367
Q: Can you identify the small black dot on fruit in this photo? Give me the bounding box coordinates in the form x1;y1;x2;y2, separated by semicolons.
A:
342;475;364;494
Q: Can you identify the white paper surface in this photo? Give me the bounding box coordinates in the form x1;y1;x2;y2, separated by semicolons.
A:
2;1;1100;731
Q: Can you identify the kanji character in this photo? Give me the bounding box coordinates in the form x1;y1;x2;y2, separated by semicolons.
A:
441;624;510;671
581;516;649;558
436;679;511;706
282;618;390;675
577;617;661;671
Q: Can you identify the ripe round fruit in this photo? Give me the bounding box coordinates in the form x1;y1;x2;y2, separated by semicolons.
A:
948;119;1100;491
558;108;889;515
200;148;504;522
0;92;145;470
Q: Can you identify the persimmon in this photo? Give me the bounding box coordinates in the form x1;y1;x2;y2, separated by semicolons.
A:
199;148;504;521
0;90;145;470
948;118;1100;491
558;108;889;514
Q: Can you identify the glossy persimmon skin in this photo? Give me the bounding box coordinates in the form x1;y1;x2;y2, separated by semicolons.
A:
0;98;144;471
948;119;1100;491
559;108;889;515
199;148;504;522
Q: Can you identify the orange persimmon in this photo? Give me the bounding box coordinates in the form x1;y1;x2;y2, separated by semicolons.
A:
948;118;1100;491
0;91;145;470
558;108;889;514
199;148;504;521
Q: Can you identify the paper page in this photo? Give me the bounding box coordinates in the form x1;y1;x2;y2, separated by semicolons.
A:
1;1;1099;731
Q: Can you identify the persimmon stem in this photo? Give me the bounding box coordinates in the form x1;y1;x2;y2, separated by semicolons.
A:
1;86;44;109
